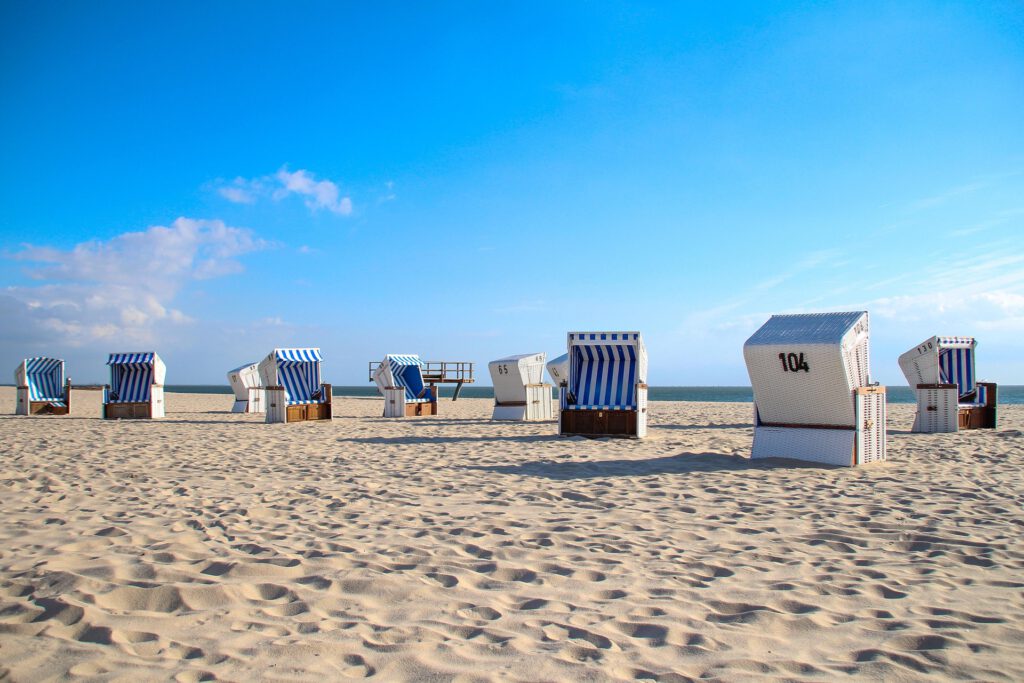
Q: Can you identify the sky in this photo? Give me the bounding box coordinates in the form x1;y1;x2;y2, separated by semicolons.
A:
1;1;1022;385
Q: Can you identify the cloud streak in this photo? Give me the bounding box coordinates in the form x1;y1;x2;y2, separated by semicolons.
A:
215;166;353;215
6;217;268;347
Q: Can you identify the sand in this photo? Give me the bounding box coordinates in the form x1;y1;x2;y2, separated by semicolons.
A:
0;388;1022;682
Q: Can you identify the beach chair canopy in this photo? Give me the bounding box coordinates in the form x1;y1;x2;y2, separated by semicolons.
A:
898;336;983;404
15;357;65;403
258;348;325;405
566;332;647;410
373;354;431;403
744;312;870;428
546;353;569;386
106;352;165;403
489;353;546;404
227;362;262;401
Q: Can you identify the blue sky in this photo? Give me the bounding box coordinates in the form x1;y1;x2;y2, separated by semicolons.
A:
2;2;1022;385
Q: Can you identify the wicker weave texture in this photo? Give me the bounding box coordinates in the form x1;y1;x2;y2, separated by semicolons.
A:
745;345;857;427
855;391;886;464
913;386;958;433
751;426;855;466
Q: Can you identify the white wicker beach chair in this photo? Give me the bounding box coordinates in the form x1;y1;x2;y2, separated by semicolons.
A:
546;353;569;388
372;354;437;417
743;312;886;466
488;353;553;421
898;336;996;432
15;358;71;415
559;332;648;438
258;348;332;423
227;362;266;414
103;352;166;419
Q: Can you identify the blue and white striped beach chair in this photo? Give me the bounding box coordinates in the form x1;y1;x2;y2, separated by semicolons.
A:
898;336;997;432
372;354;437;417
103;352;166;419
559;332;648;438
258;348;332;423
15;357;71;415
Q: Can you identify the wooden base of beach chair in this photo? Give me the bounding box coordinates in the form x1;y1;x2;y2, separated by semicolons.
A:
560;409;639;438
104;402;154;419
959;381;997;430
400;401;437;417
265;384;332;423
285;402;333;422
16;381;71;416
29;401;70;416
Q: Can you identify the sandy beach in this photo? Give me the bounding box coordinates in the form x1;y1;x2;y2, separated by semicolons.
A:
1;388;1022;681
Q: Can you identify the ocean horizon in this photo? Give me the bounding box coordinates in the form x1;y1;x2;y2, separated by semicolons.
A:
150;384;1024;405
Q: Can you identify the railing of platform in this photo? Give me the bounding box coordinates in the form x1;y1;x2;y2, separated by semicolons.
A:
368;361;475;383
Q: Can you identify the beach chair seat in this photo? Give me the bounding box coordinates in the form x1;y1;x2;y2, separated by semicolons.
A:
489;353;553;421
103;352;165;419
743;312;886;467
559;332;648;438
898;336;997;432
15;357;72;415
259;348;332;423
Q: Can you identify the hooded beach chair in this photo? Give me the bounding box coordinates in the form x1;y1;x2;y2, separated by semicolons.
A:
559;332;648;438
227;362;266;414
546;353;569;388
103;352;166;419
743;312;886;466
372;354;437;417
15;358;71;415
258;348;332;423
898;336;997;432
489;352;553;421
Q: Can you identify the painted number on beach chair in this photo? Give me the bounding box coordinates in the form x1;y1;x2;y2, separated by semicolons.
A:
497;364;509;375
779;352;810;373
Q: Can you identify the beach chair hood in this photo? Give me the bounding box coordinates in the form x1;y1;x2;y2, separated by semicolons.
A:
898;336;979;399
373;354;430;402
106;352;165;403
566;332;647;410
743;312;870;428
489;353;546;404
258;348;324;405
15;357;65;402
227;362;263;401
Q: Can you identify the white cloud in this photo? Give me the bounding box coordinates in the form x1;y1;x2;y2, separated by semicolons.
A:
5;217;266;348
213;166;353;215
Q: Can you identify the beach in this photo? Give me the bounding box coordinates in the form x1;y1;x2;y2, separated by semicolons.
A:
1;388;1022;681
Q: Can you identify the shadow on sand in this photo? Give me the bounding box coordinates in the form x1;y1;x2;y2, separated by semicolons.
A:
461;452;837;479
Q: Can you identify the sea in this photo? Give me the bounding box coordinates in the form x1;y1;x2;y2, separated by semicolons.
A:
163;385;1024;405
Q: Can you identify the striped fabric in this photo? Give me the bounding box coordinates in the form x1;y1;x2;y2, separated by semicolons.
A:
960;384;988;408
107;353;155;403
22;357;64;401
568;339;638;410
272;348;326;405
387;355;431;403
939;347;975;398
